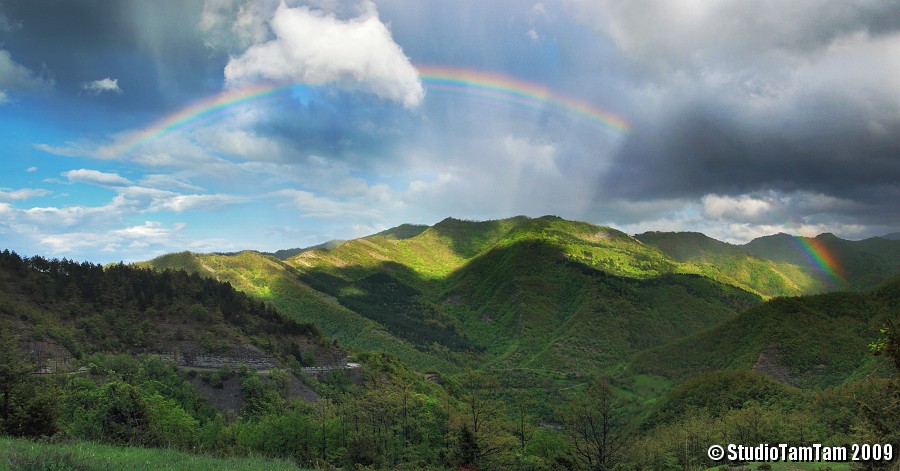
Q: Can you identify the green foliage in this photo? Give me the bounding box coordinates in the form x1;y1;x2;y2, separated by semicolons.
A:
3;221;899;470
632;281;896;388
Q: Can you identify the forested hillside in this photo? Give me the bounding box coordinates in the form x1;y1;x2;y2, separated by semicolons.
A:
3;217;898;469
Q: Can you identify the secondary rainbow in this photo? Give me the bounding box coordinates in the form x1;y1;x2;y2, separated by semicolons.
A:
417;65;631;139
111;66;631;157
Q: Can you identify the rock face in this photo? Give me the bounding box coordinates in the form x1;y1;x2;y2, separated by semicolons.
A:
752;348;794;384
157;345;277;370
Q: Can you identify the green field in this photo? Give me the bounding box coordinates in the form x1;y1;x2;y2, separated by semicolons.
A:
0;437;305;471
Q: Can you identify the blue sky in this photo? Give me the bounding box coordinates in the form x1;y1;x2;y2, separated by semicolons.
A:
1;0;899;262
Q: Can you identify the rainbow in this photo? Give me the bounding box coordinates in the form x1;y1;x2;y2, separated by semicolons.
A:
110;66;631;157
109;82;296;157
417;65;631;139
789;234;844;286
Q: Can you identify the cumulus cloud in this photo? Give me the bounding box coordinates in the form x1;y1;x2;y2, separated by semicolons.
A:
82;77;122;95
63;169;132;187
224;1;424;107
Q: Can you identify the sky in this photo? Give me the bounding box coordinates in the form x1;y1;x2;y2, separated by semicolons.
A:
1;0;899;263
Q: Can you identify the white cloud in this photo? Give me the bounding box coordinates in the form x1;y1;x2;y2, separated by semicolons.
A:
701;193;773;223
205;128;283;161
25;166;38;173
82;77;123;95
271;185;402;222
138;174;205;192
63;169;132;187
527;28;539;42
0;188;51;201
148;193;245;213
224;1;424;108
399;134;590;219
609;190;873;243
35;220;191;258
33;143;91;158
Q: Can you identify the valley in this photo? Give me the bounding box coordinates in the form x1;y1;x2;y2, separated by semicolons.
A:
2;216;898;470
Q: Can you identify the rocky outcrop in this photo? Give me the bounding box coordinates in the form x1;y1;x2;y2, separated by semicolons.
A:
157;346;277;370
752;348;794;384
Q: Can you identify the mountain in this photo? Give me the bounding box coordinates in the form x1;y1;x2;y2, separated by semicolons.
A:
143;216;761;382
635;231;820;297
262;240;346;260
5;219;900;470
630;275;899;388
0;250;342;370
140;217;900;386
638;231;900;296
742;232;900;290
882;232;900;240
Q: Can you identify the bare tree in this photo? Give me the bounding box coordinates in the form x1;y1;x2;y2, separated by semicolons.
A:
560;379;632;470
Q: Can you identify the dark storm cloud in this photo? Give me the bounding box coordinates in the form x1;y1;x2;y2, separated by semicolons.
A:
0;1;224;110
570;0;900;231
604;96;900;201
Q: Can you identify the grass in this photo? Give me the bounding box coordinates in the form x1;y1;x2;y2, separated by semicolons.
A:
0;436;306;471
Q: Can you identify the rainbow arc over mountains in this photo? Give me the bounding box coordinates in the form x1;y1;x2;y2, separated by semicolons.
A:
105;70;848;289
110;66;632;156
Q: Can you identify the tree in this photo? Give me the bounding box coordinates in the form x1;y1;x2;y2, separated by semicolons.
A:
560;379;633;470
455;372;511;468
510;389;536;455
857;318;900;470
0;328;32;432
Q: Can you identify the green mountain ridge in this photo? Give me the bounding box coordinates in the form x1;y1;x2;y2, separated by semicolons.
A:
4;216;900;470
0;250;340;369
631;275;900;388
141;216;900;382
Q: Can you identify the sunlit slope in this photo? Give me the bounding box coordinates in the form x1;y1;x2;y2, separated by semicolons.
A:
142;250;459;371
631;275;900;388
636;231;821;297
142;216;760;376
144;216;900;379
282;216;759;375
743;233;900;291
289;216;530;282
